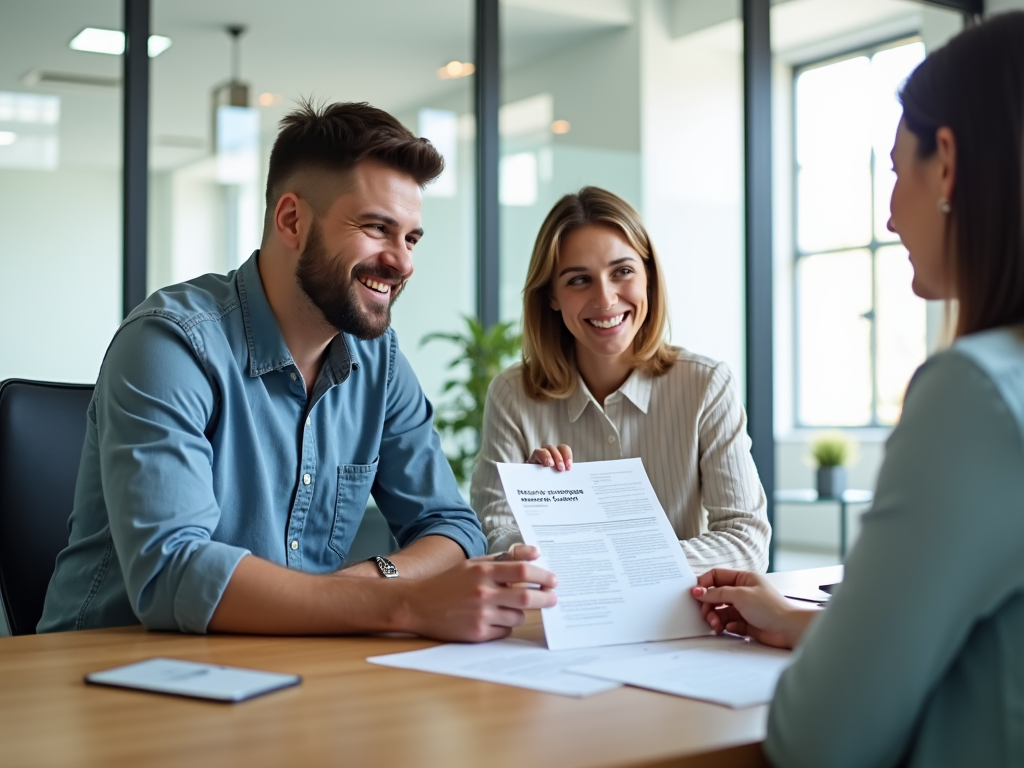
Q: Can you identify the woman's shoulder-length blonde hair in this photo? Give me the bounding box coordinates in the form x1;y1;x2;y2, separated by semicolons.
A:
521;186;676;401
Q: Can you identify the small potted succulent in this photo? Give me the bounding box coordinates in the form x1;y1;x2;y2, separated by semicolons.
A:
810;432;854;499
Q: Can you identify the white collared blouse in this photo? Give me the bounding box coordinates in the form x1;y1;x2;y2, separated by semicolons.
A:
470;349;770;573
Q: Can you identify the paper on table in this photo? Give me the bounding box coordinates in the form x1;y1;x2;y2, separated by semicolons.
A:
496;458;707;650
367;637;708;697
568;637;793;708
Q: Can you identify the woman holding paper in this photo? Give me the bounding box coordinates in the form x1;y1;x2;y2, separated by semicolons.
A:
470;186;770;572
692;13;1024;768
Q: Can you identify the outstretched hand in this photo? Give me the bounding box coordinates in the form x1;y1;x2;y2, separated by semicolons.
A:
529;444;573;471
691;569;813;650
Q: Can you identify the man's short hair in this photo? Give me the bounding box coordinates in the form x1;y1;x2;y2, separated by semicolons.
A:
262;100;444;239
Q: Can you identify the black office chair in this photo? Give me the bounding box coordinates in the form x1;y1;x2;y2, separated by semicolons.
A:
0;379;94;635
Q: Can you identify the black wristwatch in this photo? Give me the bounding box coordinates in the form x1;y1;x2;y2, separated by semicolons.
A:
368;555;400;579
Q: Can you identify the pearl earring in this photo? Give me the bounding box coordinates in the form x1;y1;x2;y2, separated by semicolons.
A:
937;198;951;214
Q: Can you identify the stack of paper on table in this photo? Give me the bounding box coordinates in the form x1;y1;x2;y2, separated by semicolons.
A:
368;459;792;706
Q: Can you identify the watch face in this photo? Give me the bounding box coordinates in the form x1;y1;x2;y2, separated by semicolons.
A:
375;556;399;578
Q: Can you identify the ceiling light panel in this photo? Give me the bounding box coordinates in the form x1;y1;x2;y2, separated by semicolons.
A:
69;28;172;57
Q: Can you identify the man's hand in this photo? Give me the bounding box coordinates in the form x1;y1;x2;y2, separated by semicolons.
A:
690;569;816;650
397;555;557;642
489;542;539;563
529;444;573;471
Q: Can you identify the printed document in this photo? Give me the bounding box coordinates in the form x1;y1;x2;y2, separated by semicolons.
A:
367;636;708;697
568;638;793;708
496;458;707;650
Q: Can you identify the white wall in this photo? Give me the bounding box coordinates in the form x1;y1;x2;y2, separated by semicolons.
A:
0;166;121;384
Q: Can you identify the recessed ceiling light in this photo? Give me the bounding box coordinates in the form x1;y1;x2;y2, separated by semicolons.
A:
0;131;17;146
551;119;571;134
147;36;172;57
69;27;172;57
437;60;475;80
258;92;283;107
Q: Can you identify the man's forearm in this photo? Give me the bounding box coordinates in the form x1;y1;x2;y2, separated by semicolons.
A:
208;554;412;635
339;534;467;579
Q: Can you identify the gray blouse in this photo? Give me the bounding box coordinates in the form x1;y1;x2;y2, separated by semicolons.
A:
767;325;1024;767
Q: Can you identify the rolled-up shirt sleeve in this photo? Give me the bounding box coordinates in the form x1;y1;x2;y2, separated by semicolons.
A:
97;315;249;633
370;333;486;558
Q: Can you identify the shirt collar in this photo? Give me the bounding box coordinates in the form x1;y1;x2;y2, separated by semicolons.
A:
619;367;653;414
565;366;653;422
236;250;352;384
566;377;594;423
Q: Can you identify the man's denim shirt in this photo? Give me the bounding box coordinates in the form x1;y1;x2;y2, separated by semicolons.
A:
38;251;485;634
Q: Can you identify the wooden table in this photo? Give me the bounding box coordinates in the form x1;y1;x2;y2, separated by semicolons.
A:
0;570;831;768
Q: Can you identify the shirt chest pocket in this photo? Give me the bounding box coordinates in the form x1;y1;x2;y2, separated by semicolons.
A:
329;459;379;561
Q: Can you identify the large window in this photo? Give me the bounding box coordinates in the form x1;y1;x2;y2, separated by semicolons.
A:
794;39;926;427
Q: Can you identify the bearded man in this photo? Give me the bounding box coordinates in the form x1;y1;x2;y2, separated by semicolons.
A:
39;101;556;638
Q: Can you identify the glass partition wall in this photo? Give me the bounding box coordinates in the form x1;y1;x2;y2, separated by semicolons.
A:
0;0;123;384
147;0;477;410
498;1;747;382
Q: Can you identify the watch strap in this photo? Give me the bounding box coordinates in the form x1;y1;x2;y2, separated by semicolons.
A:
368;555;400;578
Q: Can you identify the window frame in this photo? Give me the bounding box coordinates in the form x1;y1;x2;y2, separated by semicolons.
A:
791;34;924;430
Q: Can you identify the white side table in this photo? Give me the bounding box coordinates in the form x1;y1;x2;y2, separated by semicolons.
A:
774;488;874;558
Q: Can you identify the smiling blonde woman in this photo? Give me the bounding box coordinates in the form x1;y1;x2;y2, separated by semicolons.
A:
470;187;771;572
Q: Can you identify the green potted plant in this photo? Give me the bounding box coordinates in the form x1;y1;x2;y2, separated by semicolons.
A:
421;316;522;486
810;432;855;499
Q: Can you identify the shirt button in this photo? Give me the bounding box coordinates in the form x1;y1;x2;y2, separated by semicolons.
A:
302;473;311;485
608;435;617;443
290;540;299;550
290;372;297;381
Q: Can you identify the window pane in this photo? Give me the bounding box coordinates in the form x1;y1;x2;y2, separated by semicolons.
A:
873;159;899;244
795;56;872;253
795;56;871;168
797;162;872;253
875;244;926;424
870;41;925;243
797;250;872;426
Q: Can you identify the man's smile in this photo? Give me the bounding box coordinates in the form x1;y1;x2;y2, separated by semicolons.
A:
358;276;392;295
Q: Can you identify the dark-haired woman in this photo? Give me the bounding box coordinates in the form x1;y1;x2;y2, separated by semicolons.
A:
691;13;1024;768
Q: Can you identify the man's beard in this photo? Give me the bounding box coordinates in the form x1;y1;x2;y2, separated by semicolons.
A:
295;220;405;341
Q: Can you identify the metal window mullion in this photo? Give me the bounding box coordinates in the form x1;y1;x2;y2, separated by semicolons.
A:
474;0;500;329
868;144;880;428
122;0;150;318
743;0;775;570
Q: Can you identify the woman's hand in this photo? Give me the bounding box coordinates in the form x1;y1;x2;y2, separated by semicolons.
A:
691;569;816;650
528;444;573;471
